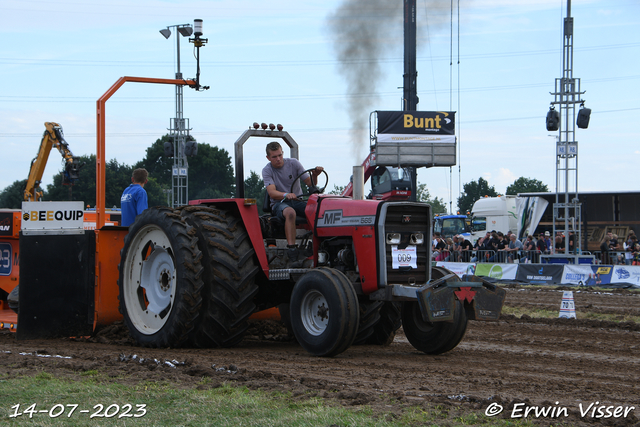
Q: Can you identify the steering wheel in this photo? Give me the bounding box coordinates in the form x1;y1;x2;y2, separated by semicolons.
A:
291;168;328;201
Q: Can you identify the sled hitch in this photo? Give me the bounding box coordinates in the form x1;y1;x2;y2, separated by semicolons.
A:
416;274;506;323
369;274;506;323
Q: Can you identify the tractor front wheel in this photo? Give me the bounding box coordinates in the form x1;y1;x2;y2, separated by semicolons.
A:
290;268;359;357
401;264;467;354
401;299;467;354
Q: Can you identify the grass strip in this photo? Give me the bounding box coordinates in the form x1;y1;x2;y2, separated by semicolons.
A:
0;373;536;427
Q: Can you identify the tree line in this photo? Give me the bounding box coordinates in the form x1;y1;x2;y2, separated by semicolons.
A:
456;177;549;214
0;135;241;210
0;134;548;214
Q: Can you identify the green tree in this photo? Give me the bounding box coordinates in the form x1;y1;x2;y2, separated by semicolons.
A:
134;134;175;187
135;135;234;201
457;177;498;214
416;183;447;214
244;171;266;214
506;177;549;195
187;144;234;199
328;184;345;195
44;155;166;208
0;180;28;209
45;154;96;206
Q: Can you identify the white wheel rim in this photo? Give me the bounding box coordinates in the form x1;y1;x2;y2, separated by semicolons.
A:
123;224;176;335
300;290;329;336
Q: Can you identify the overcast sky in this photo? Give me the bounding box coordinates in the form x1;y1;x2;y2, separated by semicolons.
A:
1;0;638;210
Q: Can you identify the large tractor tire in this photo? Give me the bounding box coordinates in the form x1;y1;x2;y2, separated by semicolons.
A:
353;300;383;344
401;267;468;354
289;268;359;357
365;301;401;345
118;207;204;348
180;206;260;348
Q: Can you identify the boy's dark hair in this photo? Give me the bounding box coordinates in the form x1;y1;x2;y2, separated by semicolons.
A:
266;141;282;156
132;168;148;184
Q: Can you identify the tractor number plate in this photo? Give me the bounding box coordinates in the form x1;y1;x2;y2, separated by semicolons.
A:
392;245;417;269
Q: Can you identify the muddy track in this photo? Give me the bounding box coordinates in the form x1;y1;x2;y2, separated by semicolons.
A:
1;287;639;426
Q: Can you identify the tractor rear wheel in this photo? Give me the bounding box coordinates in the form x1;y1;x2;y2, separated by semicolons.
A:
365;301;401;345
118;207;204;348
290;268;359;357
401;266;468;354
180;206;260;348
353;300;383;344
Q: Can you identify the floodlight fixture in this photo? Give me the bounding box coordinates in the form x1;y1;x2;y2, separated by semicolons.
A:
177;26;193;37
160;28;171;39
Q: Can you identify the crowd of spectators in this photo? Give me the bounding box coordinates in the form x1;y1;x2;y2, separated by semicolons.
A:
431;228;640;265
600;230;640;265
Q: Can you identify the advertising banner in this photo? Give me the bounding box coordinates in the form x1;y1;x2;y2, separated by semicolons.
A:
516;264;564;283
611;265;640;286
21;201;85;234
0;212;13;237
435;262;476;278
474;263;518;280
377;111;455;143
516;196;549;240
561;265;604;285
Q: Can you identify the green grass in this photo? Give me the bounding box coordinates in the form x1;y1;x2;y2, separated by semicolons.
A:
0;374;537;427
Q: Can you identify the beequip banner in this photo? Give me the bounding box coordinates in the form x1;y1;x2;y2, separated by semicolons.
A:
376;111;456;143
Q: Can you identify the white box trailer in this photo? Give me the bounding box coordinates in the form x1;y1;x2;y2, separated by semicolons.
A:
470;195;548;242
470;196;518;242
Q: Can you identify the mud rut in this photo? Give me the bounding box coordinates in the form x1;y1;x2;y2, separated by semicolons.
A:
2;287;639;426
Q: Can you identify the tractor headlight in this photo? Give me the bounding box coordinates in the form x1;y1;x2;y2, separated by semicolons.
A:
410;233;424;245
386;233;401;245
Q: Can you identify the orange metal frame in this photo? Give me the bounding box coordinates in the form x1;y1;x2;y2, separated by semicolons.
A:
93;77;195;327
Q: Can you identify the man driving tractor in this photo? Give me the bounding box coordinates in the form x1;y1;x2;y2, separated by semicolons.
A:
262;141;323;263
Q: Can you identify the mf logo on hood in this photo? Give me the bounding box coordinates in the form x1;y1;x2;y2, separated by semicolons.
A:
402;215;411;224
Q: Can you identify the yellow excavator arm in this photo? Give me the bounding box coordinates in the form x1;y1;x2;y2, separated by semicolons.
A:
24;122;82;201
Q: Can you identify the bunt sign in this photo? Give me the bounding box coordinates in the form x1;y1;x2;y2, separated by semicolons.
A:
373;110;457;167
377;111;456;143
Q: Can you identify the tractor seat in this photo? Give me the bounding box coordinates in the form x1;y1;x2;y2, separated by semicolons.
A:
262;191;308;226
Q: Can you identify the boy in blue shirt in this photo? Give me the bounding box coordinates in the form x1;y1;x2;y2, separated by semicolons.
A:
120;168;148;226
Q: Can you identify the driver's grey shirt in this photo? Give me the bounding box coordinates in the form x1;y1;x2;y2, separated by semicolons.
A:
262;158;308;208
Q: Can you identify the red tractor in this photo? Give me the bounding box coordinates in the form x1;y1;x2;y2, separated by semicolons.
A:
118;125;506;357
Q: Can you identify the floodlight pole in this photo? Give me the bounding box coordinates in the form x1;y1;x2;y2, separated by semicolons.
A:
162;24;193;207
